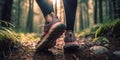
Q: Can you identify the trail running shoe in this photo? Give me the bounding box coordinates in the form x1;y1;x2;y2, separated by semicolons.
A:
64;30;80;52
36;17;65;52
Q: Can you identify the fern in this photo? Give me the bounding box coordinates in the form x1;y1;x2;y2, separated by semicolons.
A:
93;36;109;43
0;20;15;27
0;27;20;45
94;18;120;44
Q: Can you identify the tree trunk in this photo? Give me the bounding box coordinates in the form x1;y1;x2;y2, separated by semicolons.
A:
1;0;13;27
16;0;21;31
85;0;89;28
94;0;97;24
113;0;120;19
105;0;109;17
54;0;57;15
0;0;5;19
108;0;114;20
79;1;83;30
26;0;34;32
112;0;116;19
98;0;103;23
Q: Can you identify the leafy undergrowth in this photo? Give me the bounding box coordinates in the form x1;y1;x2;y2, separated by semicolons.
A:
0;19;120;60
8;33;113;60
0;27;40;60
1;32;119;60
7;33;40;60
0;28;107;60
0;27;20;59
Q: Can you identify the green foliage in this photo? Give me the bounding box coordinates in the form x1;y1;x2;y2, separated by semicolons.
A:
90;24;101;33
0;27;20;44
95;24;111;37
103;17;112;24
0;20;15;27
0;27;21;54
78;24;101;37
111;19;120;28
0;28;20;47
95;19;120;38
111;19;120;37
93;36;109;43
77;28;91;37
17;33;40;42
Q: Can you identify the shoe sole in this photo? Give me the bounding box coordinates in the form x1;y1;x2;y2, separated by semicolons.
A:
64;44;80;53
36;22;65;51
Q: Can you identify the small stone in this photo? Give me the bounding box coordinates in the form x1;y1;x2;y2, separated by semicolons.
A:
90;46;109;55
113;50;120;57
108;50;120;60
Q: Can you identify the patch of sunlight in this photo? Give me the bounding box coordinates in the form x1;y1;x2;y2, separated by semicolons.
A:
52;0;56;5
18;33;40;43
52;0;61;8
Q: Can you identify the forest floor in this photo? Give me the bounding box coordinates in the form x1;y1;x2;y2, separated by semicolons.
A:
1;19;120;60
7;33;118;60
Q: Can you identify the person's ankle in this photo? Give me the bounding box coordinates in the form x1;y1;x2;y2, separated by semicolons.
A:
45;14;52;23
65;30;74;35
50;12;56;17
45;12;56;23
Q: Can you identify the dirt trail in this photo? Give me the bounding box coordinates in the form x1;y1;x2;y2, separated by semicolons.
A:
9;36;112;60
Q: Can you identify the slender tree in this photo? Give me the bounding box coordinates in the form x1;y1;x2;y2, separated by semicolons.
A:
105;0;109;17
1;0;13;27
113;0;120;19
16;0;21;31
26;0;34;32
54;0;57;15
94;0;97;24
79;0;84;30
85;0;89;28
0;0;4;19
108;0;114;20
98;0;103;23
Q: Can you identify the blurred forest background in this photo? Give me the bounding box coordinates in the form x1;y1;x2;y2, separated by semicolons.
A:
0;0;120;33
0;0;120;60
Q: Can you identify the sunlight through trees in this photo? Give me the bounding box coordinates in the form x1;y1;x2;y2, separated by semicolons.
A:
0;0;120;33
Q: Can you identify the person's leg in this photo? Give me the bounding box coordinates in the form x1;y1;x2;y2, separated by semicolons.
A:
36;0;65;51
36;0;54;23
63;0;77;31
63;0;79;52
